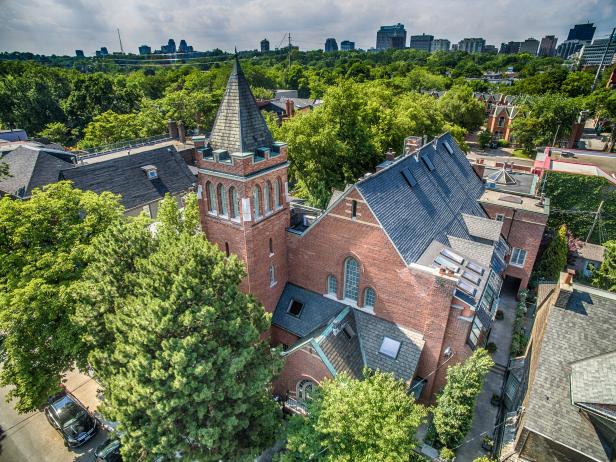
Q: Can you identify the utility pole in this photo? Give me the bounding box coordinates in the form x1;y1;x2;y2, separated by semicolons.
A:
117;28;124;54
552;124;561;147
586;200;605;243
287;32;292;87
591;28;615;91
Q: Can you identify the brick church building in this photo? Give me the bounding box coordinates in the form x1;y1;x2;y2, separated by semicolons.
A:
195;56;549;407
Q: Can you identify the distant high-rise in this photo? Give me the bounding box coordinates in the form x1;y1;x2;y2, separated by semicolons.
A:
538;35;558;56
567;23;596;42
178;39;189;53
161;39;176;54
430;39;450;52
376;24;407;50
95;47;109;57
556;39;584;59
499;41;521;54
324;38;338;52
261;38;270;52
75;50;85;58
409;33;433;52
138;45;151;55
519;38;540;55
484;44;498;53
340;40;355;51
458;37;485;53
579;38;616;66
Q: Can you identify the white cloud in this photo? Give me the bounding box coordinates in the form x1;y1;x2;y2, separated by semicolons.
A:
0;0;614;55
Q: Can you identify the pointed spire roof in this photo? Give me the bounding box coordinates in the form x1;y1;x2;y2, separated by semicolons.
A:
487;166;517;185
208;52;273;153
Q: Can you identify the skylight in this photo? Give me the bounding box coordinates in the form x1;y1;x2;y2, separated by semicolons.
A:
457;280;477;297
379;337;401;359
462;271;481;285
287;299;304;317
401;168;417;187
434;255;460;273
422;155;435;171
441;248;465;265
443;141;454;155
467;261;485;275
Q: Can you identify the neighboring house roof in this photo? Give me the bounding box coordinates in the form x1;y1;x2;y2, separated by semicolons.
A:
523;284;616;461
573;243;606;263
483;167;538;195
462;213;503;242
570;351;616;413
0;146;74;198
356;133;488;264
60;147;195;210
208;55;273;154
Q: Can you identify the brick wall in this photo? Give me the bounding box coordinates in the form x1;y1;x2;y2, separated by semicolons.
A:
273;347;333;396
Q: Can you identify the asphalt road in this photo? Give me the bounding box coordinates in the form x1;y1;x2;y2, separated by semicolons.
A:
0;374;108;462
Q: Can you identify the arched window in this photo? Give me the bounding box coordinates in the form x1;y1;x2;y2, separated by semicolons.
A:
218;184;228;216
343;257;360;302
229;187;239;219
206;182;217;213
269;265;277;287
269;238;274;255
274;177;283;209
252;185;262;218
363;288;376;309
327;275;337;296
297;379;315;401
264;181;272;213
225;242;230;257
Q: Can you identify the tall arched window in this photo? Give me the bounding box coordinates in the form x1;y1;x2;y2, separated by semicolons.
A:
225;242;230;257
206;182;217;213
269;238;274;255
269;264;277;287
264;181;272;213
343;257;360;302
229;187;239;219
327;275;337;296
218;184;228;216
363;288;376;309
274;178;283;209
252;186;262;218
297;379;315;401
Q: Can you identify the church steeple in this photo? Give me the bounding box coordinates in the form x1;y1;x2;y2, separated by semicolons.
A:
208;51;273;154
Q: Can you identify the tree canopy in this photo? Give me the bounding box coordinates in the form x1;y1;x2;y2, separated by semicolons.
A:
592;240;616;292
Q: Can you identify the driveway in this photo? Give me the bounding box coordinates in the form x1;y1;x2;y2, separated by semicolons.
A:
0;371;107;462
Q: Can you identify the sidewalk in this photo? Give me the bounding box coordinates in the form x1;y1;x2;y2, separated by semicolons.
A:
455;292;518;462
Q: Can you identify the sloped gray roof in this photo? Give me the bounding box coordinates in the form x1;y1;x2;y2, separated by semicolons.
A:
208;55;273;153
0;146;74;197
448;235;495;267
462;214;503;242
523;285;616;461
570;350;616;407
60;147;195;210
574;243;605;263
356;133;487;264
318;309;364;379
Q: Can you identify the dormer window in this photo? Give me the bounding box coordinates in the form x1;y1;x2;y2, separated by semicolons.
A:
141;165;158;180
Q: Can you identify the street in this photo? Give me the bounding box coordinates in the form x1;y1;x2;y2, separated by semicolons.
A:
0;371;108;462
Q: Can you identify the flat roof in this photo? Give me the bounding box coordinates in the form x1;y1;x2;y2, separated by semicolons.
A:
479;189;549;214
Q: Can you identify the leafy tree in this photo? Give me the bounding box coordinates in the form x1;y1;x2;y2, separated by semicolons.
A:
561;71;594;97
536;225;569;282
433;349;494;449
38;121;73;146
437;85;485;131
478;129;492;148
74;194;281;461
282;370;426;462
592;240;616;292
0;182;123;412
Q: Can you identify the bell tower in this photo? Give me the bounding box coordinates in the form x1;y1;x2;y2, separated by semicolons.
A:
196;54;289;312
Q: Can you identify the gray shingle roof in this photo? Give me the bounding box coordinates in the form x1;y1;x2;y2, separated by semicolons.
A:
523;285;616;461
356;133;487;264
462;214;503;242
208;56;273;154
570;350;616;407
0;146;74;198
448;235;495;267
318;309;364;379
60;147;195;210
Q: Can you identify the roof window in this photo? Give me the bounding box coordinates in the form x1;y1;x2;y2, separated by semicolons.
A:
440;248;465;265
462;271;481;285
141;165;158;180
422;155;435;171
401;168;417;187
379;336;401;359
457;280;477;297
434;255;460;273
287;299;304;317
467;261;485;275
443;141;454;155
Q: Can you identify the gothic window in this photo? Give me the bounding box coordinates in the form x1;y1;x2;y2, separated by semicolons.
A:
206;182;217;213
264;181;272;213
252;185;262;218
274;177;283;209
229;187;239;219
297;379;315;401
218;184;228;216
343;257;360;302
269;265;277;287
363;288;376;308
327;275;337;296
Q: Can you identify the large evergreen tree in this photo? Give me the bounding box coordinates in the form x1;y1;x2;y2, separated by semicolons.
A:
0;181;123;412
282;370;426;462
74;194;281;461
535;224;569;282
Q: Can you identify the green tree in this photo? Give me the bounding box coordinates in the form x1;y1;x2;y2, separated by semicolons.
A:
536;225;569;282
0;182;123;412
38;121;73;146
437;85;485;131
592;240;616;292
433;349;494;449
282;370;426;462
561;71;594;97
74;194;281;461
478;129;492;148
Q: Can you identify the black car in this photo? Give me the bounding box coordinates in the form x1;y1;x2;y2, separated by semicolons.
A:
95;437;122;462
44;391;98;447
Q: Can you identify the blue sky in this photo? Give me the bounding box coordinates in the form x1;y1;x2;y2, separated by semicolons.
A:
1;0;615;55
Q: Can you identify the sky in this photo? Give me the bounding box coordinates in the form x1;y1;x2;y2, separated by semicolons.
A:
1;0;615;56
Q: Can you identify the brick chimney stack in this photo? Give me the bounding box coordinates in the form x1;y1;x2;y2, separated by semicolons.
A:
168;120;179;139
177;120;186;144
404;136;423;155
386;148;396;161
285;99;295;117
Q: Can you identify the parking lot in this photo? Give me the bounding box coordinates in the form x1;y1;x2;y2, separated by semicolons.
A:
0;370;108;462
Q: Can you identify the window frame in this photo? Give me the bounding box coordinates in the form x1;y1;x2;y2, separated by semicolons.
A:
343;257;360;302
269;264;277;287
510;247;527;267
327;274;338;296
363;287;376;309
252;185;262;219
495;213;505;222
287;299;304;317
218;184;228;217
229;187;239;220
379;336;401;359
206;181;217;214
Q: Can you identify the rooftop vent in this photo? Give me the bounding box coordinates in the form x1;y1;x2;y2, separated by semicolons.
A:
498;195;523;204
141;165;158;180
402;168;417;187
443;140;454;155
422;154;435;171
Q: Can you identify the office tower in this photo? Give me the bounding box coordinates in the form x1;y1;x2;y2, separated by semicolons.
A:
376;24;407;50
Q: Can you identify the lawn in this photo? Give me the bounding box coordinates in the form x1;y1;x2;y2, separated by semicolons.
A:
511;149;535;160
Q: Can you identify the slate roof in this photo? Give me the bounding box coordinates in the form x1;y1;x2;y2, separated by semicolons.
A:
208;55;273;154
0;146;74;198
318;309;364;379
448;236;495;267
523;284;616;461
60;147;195;210
356;133;487;264
462;214;503;242
570;351;616;408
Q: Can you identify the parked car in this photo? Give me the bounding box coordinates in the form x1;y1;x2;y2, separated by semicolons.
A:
95;437;122;462
561;151;575;158
44;391;98;447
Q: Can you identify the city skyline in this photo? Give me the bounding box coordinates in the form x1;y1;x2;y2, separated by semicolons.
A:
1;0;615;55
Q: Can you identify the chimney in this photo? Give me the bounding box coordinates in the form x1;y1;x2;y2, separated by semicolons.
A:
168;120;179;139
404;136;423;155
386;148;396;161
472;162;486;179
555;270;575;308
177;120;186;144
285;99;295;117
